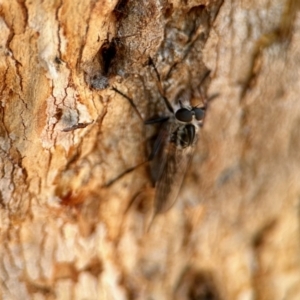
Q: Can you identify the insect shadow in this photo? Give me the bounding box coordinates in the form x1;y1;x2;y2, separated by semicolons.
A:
107;57;209;217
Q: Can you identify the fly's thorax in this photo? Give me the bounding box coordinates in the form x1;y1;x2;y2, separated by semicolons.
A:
170;123;198;148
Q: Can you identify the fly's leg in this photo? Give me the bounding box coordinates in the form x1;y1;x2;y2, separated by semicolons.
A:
147;57;174;114
111;86;144;121
104;86;168;187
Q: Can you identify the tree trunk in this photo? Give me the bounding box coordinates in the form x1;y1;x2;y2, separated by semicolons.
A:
1;0;300;299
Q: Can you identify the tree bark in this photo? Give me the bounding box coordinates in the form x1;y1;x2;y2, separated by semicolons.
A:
1;0;300;299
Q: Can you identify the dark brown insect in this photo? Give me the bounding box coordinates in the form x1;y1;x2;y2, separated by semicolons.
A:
112;58;207;214
146;100;205;214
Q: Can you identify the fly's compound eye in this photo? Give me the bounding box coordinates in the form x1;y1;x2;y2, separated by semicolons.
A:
193;107;205;121
175;108;193;122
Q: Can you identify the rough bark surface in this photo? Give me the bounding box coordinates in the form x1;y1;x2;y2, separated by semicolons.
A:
1;0;300;299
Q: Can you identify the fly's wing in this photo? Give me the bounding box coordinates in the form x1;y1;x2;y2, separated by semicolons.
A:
152;121;196;214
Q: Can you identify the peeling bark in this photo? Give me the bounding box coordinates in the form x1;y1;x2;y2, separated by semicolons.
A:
1;0;300;299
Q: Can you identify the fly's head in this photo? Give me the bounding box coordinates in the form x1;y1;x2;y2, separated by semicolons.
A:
174;104;206;127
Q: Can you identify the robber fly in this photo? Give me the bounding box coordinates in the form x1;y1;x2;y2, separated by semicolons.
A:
146;99;205;214
112;59;207;215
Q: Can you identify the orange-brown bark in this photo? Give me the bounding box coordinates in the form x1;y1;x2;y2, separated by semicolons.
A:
1;0;300;299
